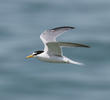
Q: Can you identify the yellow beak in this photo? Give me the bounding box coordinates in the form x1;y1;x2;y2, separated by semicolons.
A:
26;54;34;59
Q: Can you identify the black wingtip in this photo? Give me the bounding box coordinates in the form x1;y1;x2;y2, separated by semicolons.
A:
88;45;91;48
76;43;90;48
69;26;75;29
51;26;75;30
63;26;75;29
85;45;91;48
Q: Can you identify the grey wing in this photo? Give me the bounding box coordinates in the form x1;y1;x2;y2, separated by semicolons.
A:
46;43;63;56
47;42;90;48
40;26;75;43
57;42;90;48
46;42;90;56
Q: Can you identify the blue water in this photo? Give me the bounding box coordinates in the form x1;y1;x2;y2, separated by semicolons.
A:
0;0;110;100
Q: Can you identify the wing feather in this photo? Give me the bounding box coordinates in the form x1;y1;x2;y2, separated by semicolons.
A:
40;26;75;52
46;42;62;56
50;42;90;48
46;42;90;56
40;26;75;43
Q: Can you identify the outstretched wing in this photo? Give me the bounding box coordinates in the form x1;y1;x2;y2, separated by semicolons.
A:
47;42;90;48
40;26;75;52
40;26;75;43
46;42;90;56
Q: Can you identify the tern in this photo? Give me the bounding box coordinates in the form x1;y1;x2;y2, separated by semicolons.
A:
26;26;90;65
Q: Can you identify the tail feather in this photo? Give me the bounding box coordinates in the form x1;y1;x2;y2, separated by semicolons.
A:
68;59;84;65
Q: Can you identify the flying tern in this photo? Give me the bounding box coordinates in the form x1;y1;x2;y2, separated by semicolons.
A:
26;26;90;65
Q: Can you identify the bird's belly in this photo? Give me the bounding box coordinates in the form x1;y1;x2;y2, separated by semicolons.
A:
37;56;66;63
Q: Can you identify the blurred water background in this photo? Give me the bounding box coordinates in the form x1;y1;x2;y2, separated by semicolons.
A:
0;0;110;100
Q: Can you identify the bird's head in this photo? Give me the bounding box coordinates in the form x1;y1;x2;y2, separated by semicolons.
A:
26;50;44;58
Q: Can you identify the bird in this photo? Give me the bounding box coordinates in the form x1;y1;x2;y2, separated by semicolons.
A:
26;26;90;65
